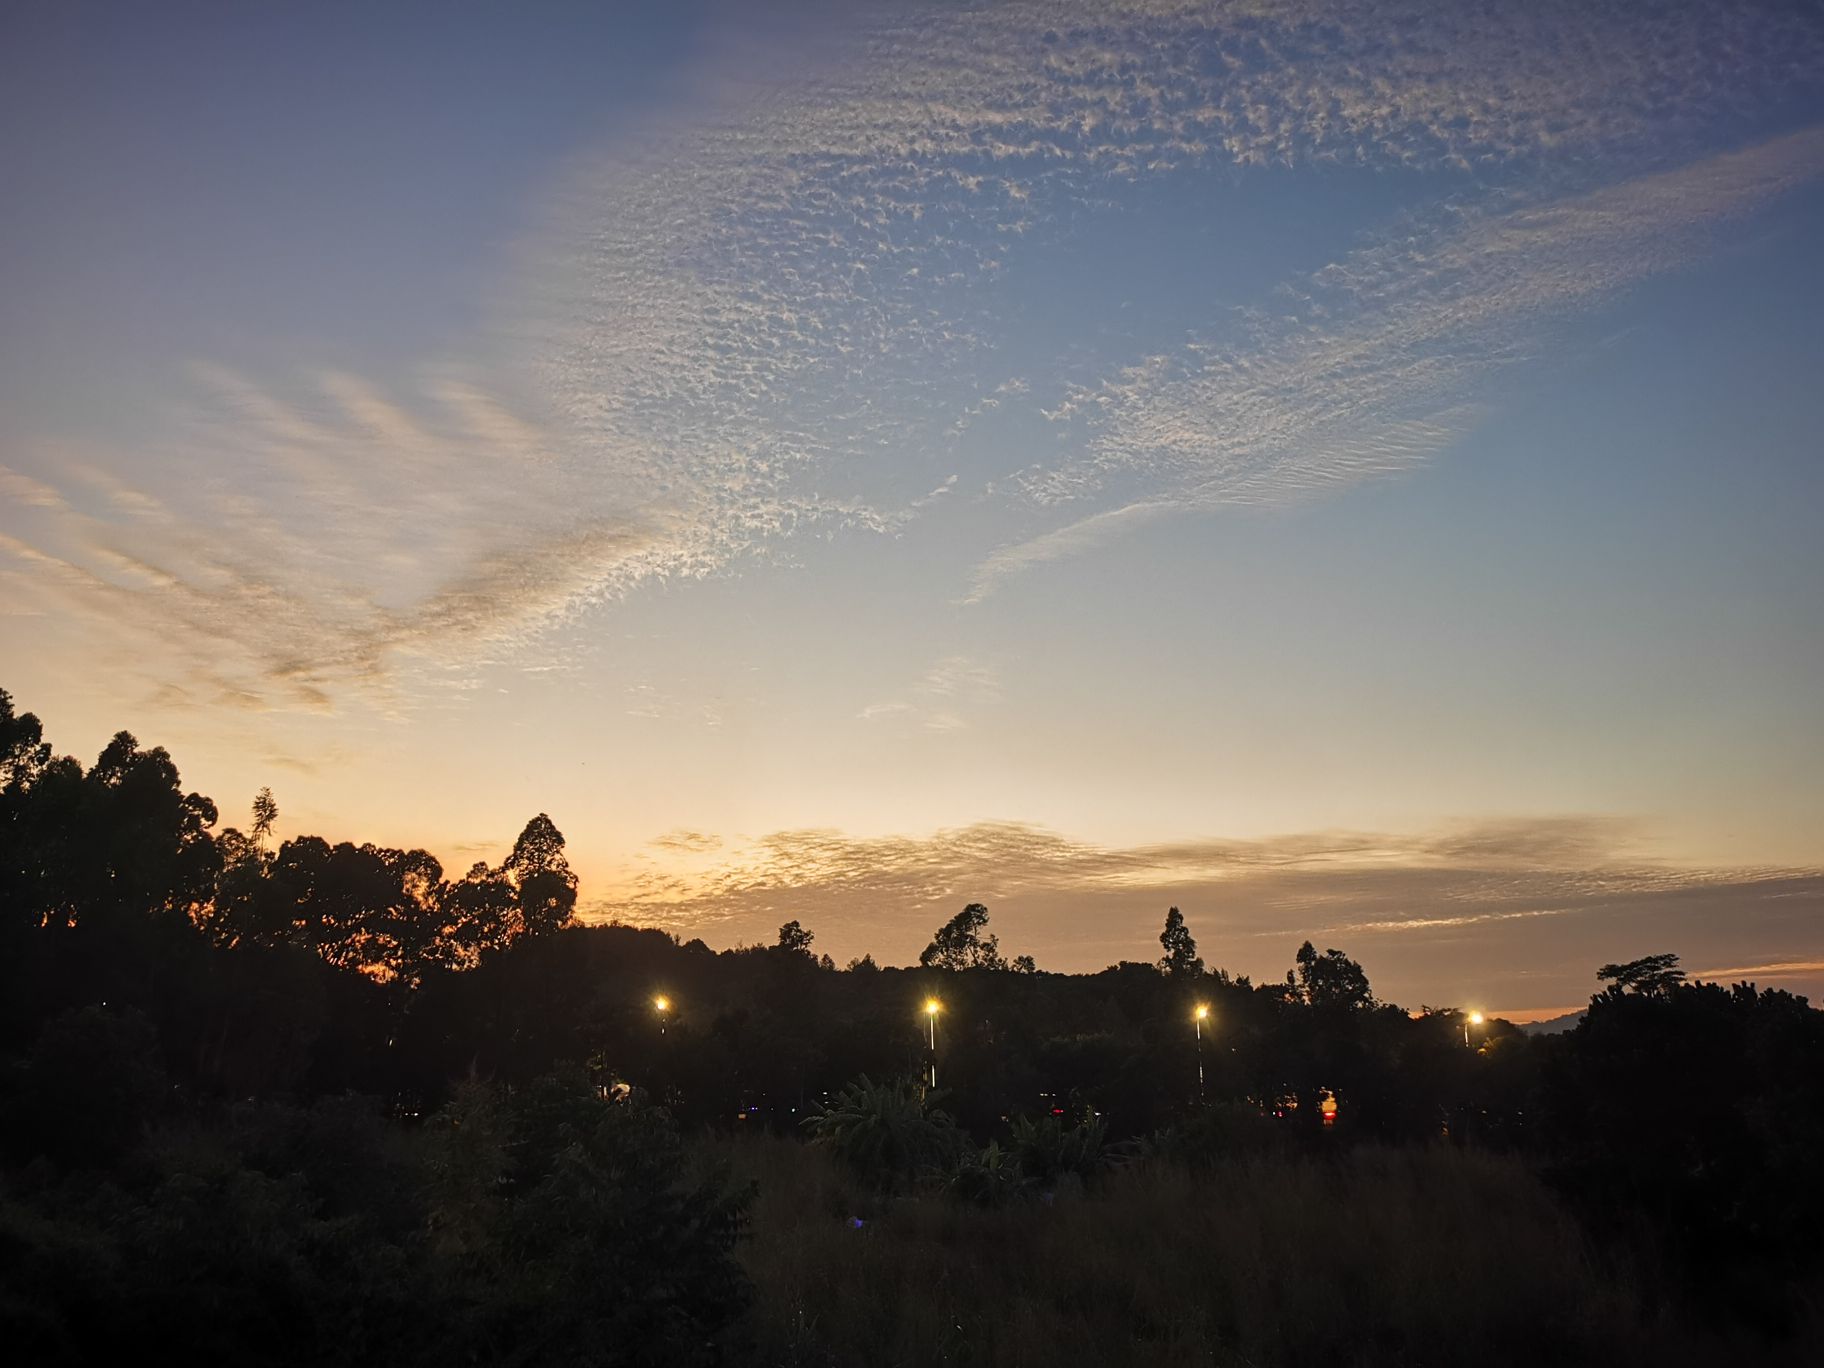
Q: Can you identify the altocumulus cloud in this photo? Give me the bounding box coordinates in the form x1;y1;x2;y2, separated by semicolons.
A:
527;0;1824;605
598;814;1824;1011
4;0;1822;709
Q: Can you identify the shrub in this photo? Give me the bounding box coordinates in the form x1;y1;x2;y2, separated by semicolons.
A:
944;1139;1036;1207
802;1075;964;1190
1008;1112;1122;1188
0;1070;752;1368
1144;1101;1280;1167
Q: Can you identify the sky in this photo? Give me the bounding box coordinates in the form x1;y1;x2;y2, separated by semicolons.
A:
3;0;1823;1018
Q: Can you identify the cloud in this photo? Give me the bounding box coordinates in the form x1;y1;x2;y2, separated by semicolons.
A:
860;654;1001;730
1421;816;1646;869
7;0;1822;707
597;813;1824;1008
1691;959;1824;982
521;0;1821;604
857;701;915;722
449;840;503;856
0;362;890;714
964;499;1181;603
0;466;68;511
262;753;324;777
971;125;1824;596
0;367;658;709
649;829;725;855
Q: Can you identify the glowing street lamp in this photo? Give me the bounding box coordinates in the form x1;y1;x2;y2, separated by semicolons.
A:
1464;1009;1484;1048
1194;1004;1211;1102
653;994;671;1035
923;998;941;1089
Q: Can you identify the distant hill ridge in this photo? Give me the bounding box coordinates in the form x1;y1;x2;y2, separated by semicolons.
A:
1519;1010;1586;1036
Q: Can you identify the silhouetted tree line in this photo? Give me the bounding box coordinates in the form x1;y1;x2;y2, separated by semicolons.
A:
2;686;1821;1354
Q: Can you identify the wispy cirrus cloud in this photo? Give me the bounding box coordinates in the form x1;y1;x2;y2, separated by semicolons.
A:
1691;959;1824;982
861;654;1001;732
970;125;1824;597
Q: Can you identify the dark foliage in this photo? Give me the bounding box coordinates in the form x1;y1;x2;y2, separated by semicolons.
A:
0;1073;749;1367
1;683;1821;1360
1543;977;1824;1328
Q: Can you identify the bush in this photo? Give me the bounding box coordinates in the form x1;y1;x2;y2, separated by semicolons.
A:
0;1070;752;1368
1144;1101;1280;1167
1008;1112;1122;1188
802;1076;965;1191
944;1138;1036;1207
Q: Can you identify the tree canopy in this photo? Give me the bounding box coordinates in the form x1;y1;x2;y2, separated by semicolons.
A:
1596;952;1686;997
1159;906;1204;978
918;902;1010;971
1291;941;1374;1010
2;682;1821;1349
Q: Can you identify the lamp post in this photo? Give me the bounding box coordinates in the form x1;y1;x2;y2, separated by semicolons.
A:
1194;1004;1210;1102
1464;1010;1483;1048
653;995;671;1036
923;998;941;1089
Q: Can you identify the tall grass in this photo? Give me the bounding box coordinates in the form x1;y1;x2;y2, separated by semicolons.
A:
708;1135;1737;1367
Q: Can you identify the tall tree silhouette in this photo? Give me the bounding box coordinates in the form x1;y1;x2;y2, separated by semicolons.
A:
775;919;815;956
250;786;278;847
438;859;518;967
1291;941;1374;1010
1158;906;1204;978
0;687;50;791
502;813;578;936
1595;952;1685;998
919;902;1007;970
10;730;220;932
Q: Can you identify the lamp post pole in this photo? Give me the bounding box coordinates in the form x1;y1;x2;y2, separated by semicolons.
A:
1194;1004;1210;1103
923;999;940;1089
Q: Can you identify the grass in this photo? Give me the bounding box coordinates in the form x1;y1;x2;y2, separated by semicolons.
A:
707;1134;1747;1368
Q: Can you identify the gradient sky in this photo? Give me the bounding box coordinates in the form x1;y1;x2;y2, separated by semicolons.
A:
5;0;1823;1017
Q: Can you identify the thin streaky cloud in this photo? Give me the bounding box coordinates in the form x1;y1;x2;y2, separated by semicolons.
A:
0;466;70;512
1692;960;1824;982
971;126;1824;598
860;654;1001;730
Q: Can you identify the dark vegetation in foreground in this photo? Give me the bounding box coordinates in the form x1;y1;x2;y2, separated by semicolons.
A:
2;686;1821;1365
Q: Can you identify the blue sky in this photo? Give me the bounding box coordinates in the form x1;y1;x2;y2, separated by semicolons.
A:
3;0;1822;1014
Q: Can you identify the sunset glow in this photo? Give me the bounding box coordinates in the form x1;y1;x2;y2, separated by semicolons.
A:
3;1;1821;1010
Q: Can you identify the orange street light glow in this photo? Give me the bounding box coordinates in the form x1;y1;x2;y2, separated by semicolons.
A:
924;998;941;1016
653;995;671;1013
